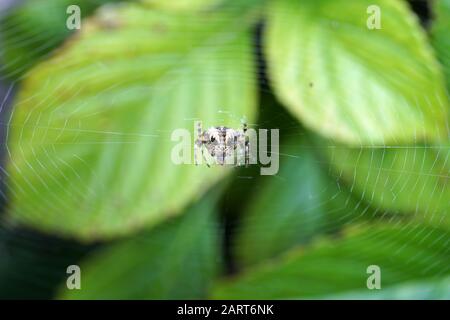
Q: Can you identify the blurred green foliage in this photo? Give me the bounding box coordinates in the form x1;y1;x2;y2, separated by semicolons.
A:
59;191;221;299
4;3;256;239
432;0;450;90
234;135;372;267
0;0;448;300
0;0;130;79
266;0;448;143
324;142;450;225
213;224;450;299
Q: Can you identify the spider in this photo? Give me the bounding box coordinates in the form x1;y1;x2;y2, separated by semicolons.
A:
194;121;249;167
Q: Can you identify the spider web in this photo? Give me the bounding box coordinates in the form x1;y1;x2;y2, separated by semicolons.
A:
0;0;448;299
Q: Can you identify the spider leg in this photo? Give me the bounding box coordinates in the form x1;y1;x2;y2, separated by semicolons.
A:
245;138;249;167
242;121;248;134
234;134;238;166
202;147;210;168
194;142;200;166
220;150;225;166
244;122;249;166
241;122;249;167
196;121;202;138
194;121;203;166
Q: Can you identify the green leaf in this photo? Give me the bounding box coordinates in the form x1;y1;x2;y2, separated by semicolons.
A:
432;0;450;90
0;0;127;79
141;0;221;12
324;143;450;225
322;276;450;299
140;0;265;12
59;193;221;299
6;4;257;240
234;135;373;267
213;223;450;299
265;0;448;144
